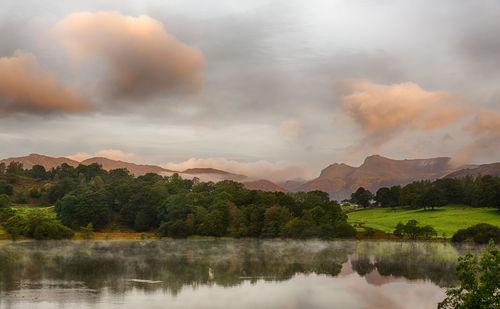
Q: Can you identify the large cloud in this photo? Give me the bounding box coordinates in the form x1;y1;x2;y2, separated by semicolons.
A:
0;50;89;114
452;110;500;165
54;11;206;99
337;79;468;147
163;157;312;182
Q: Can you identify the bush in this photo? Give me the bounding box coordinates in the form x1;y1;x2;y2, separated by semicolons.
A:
0;194;9;208
2;215;26;240
393;220;437;239
451;223;500;244
335;221;357;238
33;221;74;240
158;220;190;238
16;193;28;204
29;186;41;198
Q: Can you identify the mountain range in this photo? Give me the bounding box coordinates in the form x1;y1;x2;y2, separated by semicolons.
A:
1;153;499;200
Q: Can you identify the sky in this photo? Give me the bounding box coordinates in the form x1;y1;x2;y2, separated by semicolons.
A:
0;0;499;181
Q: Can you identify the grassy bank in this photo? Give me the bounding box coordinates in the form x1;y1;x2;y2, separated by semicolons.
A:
348;205;500;236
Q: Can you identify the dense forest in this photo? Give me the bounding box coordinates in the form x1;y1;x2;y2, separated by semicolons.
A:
0;162;355;239
349;175;500;210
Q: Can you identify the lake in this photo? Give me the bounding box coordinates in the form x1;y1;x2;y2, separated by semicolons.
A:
0;240;484;309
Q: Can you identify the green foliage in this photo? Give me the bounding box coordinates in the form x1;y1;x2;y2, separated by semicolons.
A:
2;215;26;240
158;220;190;238
392;220;437;239
57;190;111;229
29;185;42;198
80;223;95;240
5;161;357;239
350;187;373;208
438;240;500;309
16;193;28;204
0;180;14;196
0;194;9;208
6;161;24;176
28;165;48;179
33;220;74;240
451;223;500;244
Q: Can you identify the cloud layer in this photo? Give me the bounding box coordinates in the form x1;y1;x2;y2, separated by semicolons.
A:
337;79;468;147
163;157;311;182
0;50;89;114
54;11;206;100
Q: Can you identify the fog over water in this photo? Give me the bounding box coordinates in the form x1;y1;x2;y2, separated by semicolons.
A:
0;240;485;309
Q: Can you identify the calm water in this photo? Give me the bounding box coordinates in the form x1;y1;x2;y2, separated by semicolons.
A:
0;240;483;309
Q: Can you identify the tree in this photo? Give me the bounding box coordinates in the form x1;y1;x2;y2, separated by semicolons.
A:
438;240;500;309
375;187;391;207
350;187;373;208
0;180;13;195
6;161;24;176
29;165;48;179
0;162;5;175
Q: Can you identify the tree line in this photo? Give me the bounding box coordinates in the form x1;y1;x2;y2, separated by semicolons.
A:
0;161;356;239
348;175;500;210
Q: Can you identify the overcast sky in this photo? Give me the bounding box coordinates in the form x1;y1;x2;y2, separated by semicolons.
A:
0;0;499;181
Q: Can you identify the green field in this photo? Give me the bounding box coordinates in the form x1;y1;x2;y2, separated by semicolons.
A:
348;205;500;237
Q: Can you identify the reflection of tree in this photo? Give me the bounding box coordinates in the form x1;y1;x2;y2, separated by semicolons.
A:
0;240;355;297
350;242;464;287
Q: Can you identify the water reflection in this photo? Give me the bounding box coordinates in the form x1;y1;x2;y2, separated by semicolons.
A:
0;240;483;308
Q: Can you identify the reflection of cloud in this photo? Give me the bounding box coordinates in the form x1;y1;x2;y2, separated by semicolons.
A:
68;149;138;162
452;109;500;165
0;50;89;114
337;79;468;149
54;11;206;100
163;157;311;182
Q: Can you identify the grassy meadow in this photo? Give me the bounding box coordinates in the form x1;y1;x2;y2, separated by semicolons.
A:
348;205;500;237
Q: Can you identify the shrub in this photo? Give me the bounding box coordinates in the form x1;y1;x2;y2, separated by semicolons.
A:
0;194;9;208
16;193;28;204
33;221;74;240
335;221;357;238
29;186;41;198
2;215;26;240
451;223;500;244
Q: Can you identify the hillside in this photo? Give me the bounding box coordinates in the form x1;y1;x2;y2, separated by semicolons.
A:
243;179;287;192
298;155;463;200
81;157;176;176
1;154;79;169
444;162;500;178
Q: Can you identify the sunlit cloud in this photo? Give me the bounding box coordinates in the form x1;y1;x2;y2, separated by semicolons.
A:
337;79;468;149
53;11;206;100
0;50;89;114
